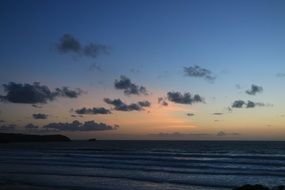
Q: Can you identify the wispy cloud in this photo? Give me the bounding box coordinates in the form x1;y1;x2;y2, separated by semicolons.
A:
184;65;216;82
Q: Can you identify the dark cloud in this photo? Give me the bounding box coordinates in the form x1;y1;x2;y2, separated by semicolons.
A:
0;120;5;123
158;97;168;106
74;107;111;115
186;113;195;117
33;113;48;119
104;98;151;111
57;34;81;54
184;65;216;81
217;131;240;136
0;124;16;131
55;87;83;98
57;34;109;58
232;100;246;108
213;113;223;115
232;100;269;109
24;123;39;130
43;120;118;131
0;82;83;104
246;84;263;95
167;91;204;105
114;75;148;95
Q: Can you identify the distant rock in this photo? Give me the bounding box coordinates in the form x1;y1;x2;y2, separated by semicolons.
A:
233;185;285;190
0;133;71;143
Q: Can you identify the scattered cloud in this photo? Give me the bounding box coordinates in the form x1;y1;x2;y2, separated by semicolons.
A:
0;82;83;104
43;120;118;131
246;84;263;95
114;75;148;95
231;100;270;108
33;113;48;119
184;65;216;82
104;98;151;111
56;34;109;58
167;91;204;105
158;97;168;106
74;107;111;115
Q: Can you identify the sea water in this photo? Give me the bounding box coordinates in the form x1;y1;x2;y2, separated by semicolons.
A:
0;141;284;190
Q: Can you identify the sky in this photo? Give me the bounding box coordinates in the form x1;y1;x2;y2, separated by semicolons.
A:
0;0;285;140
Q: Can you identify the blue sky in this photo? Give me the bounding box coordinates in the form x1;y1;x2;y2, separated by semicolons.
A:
0;0;285;140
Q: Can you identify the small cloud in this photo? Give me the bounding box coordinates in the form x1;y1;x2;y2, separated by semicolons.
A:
104;98;151;111
114;75;148;95
213;113;223;115
43;120;118;131
158;97;168;106
186;113;195;117
246;84;263;95
24;123;39;130
56;34;109;58
33;113;48;119
184;65;216;82
167;91;204;105
0;120;5;123
232;100;246;108
74;107;111;115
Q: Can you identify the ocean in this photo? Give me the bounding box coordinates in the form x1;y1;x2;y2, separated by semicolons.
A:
0;141;284;190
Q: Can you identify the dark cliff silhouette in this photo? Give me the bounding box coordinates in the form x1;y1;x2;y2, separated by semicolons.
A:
0;133;71;143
